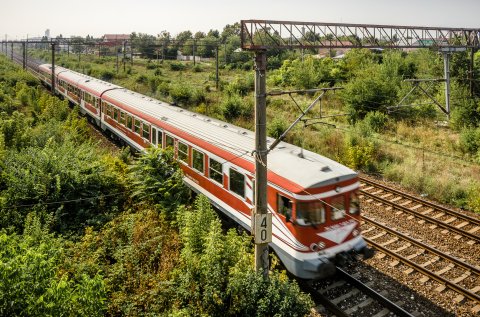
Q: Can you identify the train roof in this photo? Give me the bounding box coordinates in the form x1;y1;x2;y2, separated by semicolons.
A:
101;88;356;189
40;64;120;96
44;64;356;190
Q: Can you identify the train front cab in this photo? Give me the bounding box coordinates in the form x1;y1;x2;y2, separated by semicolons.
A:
271;188;374;279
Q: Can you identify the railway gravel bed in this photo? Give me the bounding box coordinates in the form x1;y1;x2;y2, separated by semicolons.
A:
358;174;480;316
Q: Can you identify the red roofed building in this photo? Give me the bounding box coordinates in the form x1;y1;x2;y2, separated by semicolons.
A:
102;34;130;46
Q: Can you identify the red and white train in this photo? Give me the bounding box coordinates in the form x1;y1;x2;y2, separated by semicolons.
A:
37;63;373;279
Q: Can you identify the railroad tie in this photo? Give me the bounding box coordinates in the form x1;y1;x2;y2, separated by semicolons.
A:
363;186;375;191
470;285;480;293
419;256;440;268
468;226;480;234
455;221;469;229
444;217;457;224
369;231;387;240
318;280;346;294
452;271;471;284
403;267;414;275
419;276;430;284
399;200;412;206
432;212;445;219
391;243;411;253
405;249;425;260
371;308;390;317
361;227;376;234
453;294;465;303
435;284;446;293
380;237;398;247
381;193;393;199
331;289;360;305
421;208;434;215
410;204;423;210
344;298;374;314
471;305;480;315
390;197;402;203
371;190;384;195
434;263;454;275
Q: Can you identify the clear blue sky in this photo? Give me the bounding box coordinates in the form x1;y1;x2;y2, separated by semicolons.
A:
2;0;479;40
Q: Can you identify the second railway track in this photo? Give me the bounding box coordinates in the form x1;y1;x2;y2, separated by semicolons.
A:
359;177;480;243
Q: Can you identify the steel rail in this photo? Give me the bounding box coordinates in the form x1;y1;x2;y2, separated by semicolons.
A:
365;238;480;303
362;215;480;275
336;267;414;317
359;190;480;243
360;177;480;226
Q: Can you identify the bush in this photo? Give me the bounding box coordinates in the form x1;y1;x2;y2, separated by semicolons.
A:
225;75;254;97
363;111;389;133
459;127;480;155
172;195;314;316
100;69;114;81
170;62;187;71
0;213;106;317
129;147;189;214
169;83;205;107
222;95;243;120
268;117;288;138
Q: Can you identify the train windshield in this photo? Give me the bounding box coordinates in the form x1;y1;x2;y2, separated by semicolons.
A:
296;201;325;226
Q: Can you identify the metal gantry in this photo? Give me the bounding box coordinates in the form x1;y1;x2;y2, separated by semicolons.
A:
240;20;480;50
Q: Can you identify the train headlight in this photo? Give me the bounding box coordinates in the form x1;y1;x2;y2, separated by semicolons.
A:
352;229;359;237
310;243;319;251
317;241;326;250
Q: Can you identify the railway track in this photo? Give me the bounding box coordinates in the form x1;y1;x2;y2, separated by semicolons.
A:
362;215;480;313
300;267;414;317
359;177;480;244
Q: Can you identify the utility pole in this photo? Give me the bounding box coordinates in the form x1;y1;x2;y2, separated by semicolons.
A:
215;45;219;89
51;43;56;93
22;42;26;69
193;39;196;66
116;43;119;73
11;42;13;60
162;41;166;61
443;51;451;118
470;48;477;97
123;41;126;72
253;51;271;279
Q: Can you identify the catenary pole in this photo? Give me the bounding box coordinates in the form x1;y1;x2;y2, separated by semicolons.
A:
253;50;270;278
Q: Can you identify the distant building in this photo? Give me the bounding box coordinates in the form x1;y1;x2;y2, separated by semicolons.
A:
102;34;130;46
45;29;50;39
317;40;354;58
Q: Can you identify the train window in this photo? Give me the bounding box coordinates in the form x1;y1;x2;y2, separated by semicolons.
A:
330;195;346;221
108;105;114;117
134;119;141;134
126;115;133;129
120;112;126;125
158;131;163;148
192;149;204;173
178;142;188;163
349;192;360;214
165;134;174;148
277;194;292;219
113;108;119;121
142;123;150;140
151;127;157;146
296;201;325;226
229;168;245;198
209;158;223;184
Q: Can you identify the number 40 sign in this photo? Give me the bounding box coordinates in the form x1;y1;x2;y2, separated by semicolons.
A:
254;213;272;244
